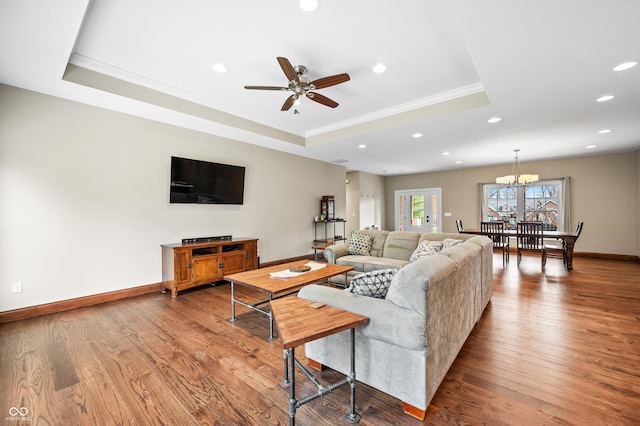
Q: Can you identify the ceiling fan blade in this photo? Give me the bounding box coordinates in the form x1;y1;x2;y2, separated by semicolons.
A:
277;57;299;83
281;95;296;111
307;92;339;108
244;85;288;90
311;73;350;90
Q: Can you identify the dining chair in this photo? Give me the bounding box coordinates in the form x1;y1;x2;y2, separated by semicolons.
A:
516;221;546;269
481;221;509;266
545;221;584;266
455;219;464;233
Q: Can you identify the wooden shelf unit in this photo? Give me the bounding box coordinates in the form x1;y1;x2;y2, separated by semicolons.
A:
161;238;258;297
313;220;346;259
313;219;347;244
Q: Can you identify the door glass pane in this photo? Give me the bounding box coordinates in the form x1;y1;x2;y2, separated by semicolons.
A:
410;195;424;226
397;194;405;231
430;193;438;232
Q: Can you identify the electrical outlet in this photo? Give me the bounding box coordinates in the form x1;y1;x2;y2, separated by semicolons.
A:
11;282;23;293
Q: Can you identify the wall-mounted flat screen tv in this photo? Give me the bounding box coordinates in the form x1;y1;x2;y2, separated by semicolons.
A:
170;156;245;204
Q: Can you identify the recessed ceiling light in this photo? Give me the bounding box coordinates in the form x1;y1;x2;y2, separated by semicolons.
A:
586;145;597;149
487;117;502;124
442;152;450;156
596;95;615;102
358;144;366;149
373;63;386;73
299;0;319;12
412;133;423;138
613;61;638;72
212;63;227;73
598;129;612;134
456;160;463;164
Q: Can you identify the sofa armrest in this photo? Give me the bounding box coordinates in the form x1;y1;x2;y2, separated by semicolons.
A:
323;243;349;263
298;284;425;350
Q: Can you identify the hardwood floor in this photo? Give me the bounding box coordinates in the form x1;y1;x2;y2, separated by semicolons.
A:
1;255;639;425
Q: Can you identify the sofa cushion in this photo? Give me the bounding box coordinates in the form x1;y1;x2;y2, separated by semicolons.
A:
363;258;409;272
353;230;390;257
348;232;374;256
409;240;443;262
337;255;407;273
386;255;457;315
382;232;422;261
337;255;371;272
349;268;399;299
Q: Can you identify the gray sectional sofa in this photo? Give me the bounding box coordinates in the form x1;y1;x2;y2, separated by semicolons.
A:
298;230;493;419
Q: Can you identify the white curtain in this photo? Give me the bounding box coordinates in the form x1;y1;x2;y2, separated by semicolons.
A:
561;176;571;232
479;182;486;223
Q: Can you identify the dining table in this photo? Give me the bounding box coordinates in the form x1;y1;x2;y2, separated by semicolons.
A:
460;228;579;271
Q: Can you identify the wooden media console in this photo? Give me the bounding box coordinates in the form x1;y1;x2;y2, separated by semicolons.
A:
161;237;258;297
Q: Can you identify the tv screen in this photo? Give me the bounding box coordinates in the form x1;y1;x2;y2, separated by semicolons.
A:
170;156;245;204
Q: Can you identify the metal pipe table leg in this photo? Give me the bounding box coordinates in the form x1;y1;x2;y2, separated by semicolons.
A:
229;282;237;322
268;294;275;341
345;328;361;423
287;348;296;426
281;349;290;387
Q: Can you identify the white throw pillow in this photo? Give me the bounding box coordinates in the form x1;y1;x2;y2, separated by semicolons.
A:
409;240;443;262
348;268;399;298
442;238;464;249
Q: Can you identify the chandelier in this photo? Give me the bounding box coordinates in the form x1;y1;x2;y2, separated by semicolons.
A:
496;149;539;186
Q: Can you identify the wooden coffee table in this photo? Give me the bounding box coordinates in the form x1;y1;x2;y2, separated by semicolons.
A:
271;296;368;425
224;260;353;341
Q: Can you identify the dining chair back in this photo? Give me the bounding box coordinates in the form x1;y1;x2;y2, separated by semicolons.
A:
481;221;509;266
455;219;464;233
517;221;546;269
546;221;584;266
575;221;584;238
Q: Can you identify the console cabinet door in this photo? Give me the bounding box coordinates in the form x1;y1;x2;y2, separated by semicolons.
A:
244;241;258;270
193;255;222;281
221;251;247;275
174;249;192;284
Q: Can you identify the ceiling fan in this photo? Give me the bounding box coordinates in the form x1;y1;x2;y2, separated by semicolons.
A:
244;57;350;111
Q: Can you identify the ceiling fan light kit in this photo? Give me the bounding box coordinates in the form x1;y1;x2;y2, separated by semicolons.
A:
244;56;350;112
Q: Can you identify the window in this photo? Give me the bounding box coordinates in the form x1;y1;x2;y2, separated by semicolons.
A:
481;179;568;231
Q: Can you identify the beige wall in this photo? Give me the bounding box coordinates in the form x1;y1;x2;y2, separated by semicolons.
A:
385;152;639;257
0;84;347;311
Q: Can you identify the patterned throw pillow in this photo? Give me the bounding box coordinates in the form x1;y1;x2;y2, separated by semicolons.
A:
348;232;374;256
409;240;443;262
348;269;399;299
442;238;464;249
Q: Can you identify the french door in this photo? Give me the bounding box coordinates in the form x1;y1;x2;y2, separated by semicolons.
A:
394;188;442;233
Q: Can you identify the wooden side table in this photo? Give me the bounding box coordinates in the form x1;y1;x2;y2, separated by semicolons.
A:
311;244;329;260
270;296;368;425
